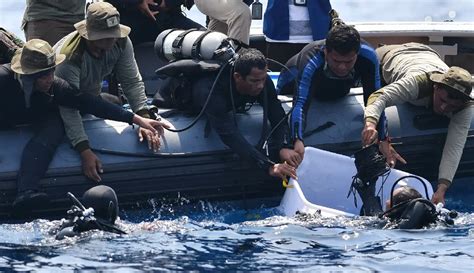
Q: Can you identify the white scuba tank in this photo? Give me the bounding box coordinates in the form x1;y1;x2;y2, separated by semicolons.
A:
154;29;232;62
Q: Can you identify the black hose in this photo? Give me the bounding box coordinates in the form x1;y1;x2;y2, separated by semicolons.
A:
389;175;431;206
162;59;232;132
259;58;297;150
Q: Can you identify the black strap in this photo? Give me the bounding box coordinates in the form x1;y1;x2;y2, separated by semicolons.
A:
191;30;213;59
302;121;335;138
172;29;199;59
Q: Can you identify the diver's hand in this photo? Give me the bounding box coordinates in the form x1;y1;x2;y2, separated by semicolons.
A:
138;0;159;21
80;149;103;182
279;148;302;168
378;141;407;168
362;121;378;146
294;139;305;161
269;162;297;180
431;182;448;205
137;127;161;152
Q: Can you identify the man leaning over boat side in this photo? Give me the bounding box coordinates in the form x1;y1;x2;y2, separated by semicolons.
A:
276;11;403;168
361;42;474;205
0;39;167;213
186;48;300;180
54;2;164;183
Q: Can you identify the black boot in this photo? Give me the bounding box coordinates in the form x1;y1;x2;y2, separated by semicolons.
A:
354;177;383;216
12;190;49;214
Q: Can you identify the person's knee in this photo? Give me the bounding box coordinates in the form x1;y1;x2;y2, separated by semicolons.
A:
230;4;252;25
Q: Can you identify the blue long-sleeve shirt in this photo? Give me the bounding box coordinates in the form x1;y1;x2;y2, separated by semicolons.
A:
276;40;388;142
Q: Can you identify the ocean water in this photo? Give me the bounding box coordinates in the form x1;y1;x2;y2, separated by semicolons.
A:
0;185;473;272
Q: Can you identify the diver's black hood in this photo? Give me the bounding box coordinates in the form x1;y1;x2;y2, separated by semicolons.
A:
82;185;118;224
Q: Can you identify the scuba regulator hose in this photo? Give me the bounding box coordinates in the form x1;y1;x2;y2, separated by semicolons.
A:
159;56;297;142
91;56;297;158
160;58;233;133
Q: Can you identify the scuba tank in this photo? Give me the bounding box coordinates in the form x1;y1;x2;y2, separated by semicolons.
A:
152;29;239;118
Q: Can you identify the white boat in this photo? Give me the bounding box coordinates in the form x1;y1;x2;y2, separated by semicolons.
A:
279;147;434;217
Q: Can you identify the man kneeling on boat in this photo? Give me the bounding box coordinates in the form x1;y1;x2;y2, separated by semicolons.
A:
362;42;473;206
276;10;402;168
0;39;168;213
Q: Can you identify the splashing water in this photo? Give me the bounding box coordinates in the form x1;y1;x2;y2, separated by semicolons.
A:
1;191;473;272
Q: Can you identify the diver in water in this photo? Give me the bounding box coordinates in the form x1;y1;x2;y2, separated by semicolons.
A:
54;185;126;240
382;185;457;229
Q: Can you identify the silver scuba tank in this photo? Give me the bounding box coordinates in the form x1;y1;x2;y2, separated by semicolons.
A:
154;29;234;62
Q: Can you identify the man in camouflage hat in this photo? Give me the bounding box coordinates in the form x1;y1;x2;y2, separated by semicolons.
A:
54;2;164;183
1;38;167;213
361;42;473;205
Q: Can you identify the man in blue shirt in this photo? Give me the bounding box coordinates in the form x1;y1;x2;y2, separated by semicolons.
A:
277;22;404;167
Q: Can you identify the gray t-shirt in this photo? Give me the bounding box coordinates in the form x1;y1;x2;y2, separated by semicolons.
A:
23;0;86;25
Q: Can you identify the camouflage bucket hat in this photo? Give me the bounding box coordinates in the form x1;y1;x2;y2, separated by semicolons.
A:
74;2;130;41
430;66;473;101
10;38;65;75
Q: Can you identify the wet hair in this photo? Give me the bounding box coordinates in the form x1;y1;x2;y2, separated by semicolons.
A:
233;48;267;78
325;24;361;55
392;186;422;207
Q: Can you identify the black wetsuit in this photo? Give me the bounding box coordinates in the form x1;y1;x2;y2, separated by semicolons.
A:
0;64;135;193
191;68;290;171
276;40;388;142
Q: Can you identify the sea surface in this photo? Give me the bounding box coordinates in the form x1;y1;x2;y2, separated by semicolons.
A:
0;181;473;272
1;0;474;272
